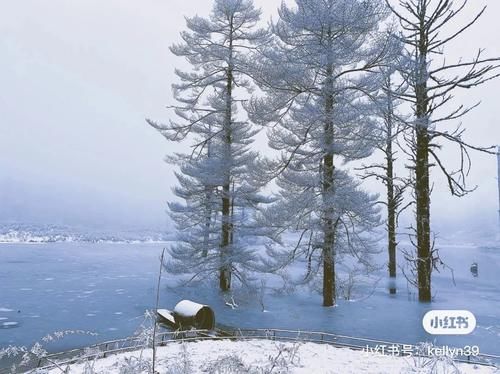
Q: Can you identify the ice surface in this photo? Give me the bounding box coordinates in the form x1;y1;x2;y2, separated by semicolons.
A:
0;242;498;358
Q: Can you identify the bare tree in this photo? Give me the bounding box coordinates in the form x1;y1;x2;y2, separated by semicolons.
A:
387;0;500;301
358;74;410;294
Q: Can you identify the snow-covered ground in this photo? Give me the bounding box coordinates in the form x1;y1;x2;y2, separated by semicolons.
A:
42;340;497;374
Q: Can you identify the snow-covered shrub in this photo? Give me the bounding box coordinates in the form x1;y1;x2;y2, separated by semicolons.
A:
263;341;302;374
199;339;302;374
0;330;97;373
165;343;192;374
78;346;104;374
403;342;461;374
116;355;151;374
133;310;156;348
114;311;158;374
202;353;256;374
83;360;97;374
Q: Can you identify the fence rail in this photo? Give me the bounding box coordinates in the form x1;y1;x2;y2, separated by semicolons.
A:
2;328;499;373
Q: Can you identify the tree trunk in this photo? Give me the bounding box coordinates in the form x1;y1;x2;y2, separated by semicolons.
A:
202;186;212;258
220;22;234;292
387;150;397;294
323;236;335;307
415;125;431;301
203;125;213;258
220;183;232;291
322;152;335;307
386;105;397;294
322;57;335;307
415;9;432;302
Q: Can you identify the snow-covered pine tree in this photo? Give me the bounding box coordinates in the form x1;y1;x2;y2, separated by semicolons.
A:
163;118;221;277
147;0;269;291
249;0;397;307
387;0;500;302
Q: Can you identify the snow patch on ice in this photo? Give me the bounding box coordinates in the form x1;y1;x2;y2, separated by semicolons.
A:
0;308;13;312
2;321;19;328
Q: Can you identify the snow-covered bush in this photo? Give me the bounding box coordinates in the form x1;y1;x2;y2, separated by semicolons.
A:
263;341;302;374
202;353;255;374
116;356;151;374
201;340;302;374
403;343;460;374
164;343;193;374
0;330;97;373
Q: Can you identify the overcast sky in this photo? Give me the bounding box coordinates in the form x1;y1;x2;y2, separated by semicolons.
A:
1;0;499;235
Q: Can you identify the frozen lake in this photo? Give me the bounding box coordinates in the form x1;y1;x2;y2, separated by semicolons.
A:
0;242;499;357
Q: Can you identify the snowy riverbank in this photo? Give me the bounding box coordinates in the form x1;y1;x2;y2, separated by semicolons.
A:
0;224;173;244
41;340;497;374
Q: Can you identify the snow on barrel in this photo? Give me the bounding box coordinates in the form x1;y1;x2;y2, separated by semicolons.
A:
172;300;215;330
